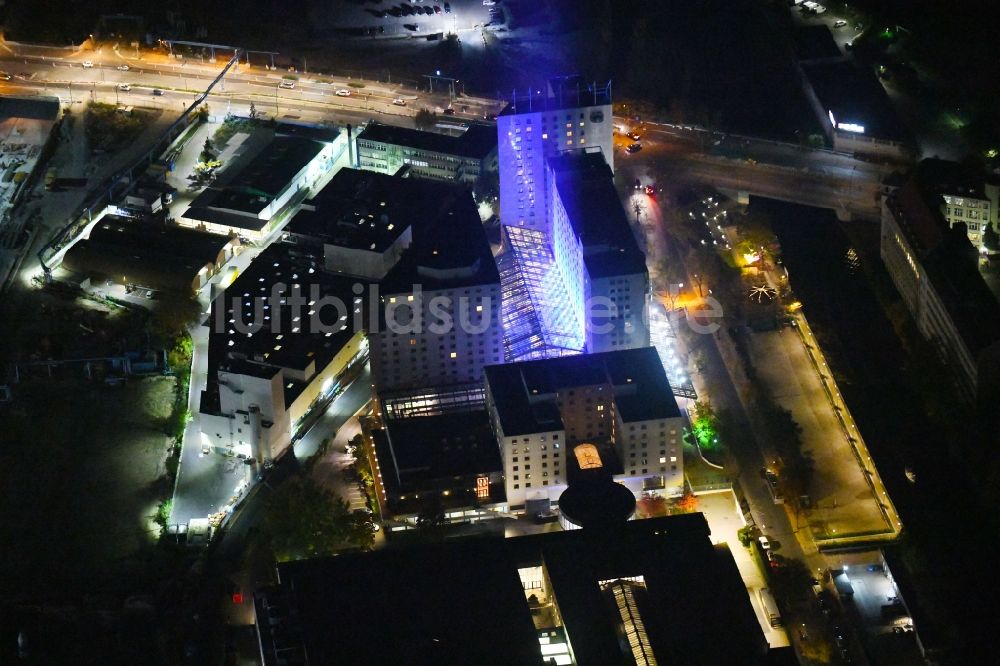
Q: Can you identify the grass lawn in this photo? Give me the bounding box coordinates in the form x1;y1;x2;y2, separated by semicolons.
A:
0;376;176;597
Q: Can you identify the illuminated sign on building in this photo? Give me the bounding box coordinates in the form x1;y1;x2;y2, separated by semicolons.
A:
475;476;490;499
837;123;865;134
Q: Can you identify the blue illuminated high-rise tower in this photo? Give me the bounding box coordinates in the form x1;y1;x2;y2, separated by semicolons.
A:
496;77;613;232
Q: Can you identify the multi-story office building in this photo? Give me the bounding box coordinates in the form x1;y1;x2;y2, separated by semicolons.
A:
484;347;685;511
355;122;497;188
548;151;649;352
255;514;772;666
179;124;348;242
881;172;1000;404
369;178;503;392
499;150;649;361
496;77;613;230
916;158;999;250
199;244;369;461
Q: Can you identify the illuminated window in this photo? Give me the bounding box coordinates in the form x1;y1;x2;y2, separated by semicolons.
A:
542;133;548;139
410;338;416;345
450;352;458;358
407;295;414;302
389;297;396;303
476;305;483;312
566;131;572;137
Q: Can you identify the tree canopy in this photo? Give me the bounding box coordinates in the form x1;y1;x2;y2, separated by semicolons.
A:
261;476;374;562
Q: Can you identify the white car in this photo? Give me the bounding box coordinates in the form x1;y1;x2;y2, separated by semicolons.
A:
335;89;352;97
392;98;406;106
116;64;129;71
118;83;131;92
278;80;295;89
833;19;847;28
82;61;94;68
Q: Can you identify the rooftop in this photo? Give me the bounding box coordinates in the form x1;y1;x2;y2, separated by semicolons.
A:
888;174;1000;357
802;60;908;141
187;129;331;219
499;78;613;117
357;121;497;160
548;151;648;278
379;184;499;294
260;514;769;666
373;409;504;510
0;94;60;121
791;25;844;62
916;157;988;200
484;347;681;437
286;168;455;252
204;243;367;410
62;218;236;293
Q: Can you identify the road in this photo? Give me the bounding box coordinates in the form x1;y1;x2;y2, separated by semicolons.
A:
0;43;499;125
615;120;892;219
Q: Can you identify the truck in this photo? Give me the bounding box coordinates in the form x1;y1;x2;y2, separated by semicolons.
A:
758;588;782;628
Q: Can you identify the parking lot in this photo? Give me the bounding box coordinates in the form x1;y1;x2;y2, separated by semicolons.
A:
316;0;504;38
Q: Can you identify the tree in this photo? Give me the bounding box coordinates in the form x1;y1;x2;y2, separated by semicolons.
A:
415;495;446;540
414;108;438;131
261;476;374;561
983;223;1000;253
636;493;669;518
737;524;761;548
199;137;215;163
691;400;719;449
675;490;700;513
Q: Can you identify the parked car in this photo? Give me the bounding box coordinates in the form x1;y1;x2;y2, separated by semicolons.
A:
81;61;94;68
834;19;847;28
335;89;351;97
758;535;772;551
444;2;451;12
116;64;130;71
392;98;407;106
442;107;456;115
434;5;442;13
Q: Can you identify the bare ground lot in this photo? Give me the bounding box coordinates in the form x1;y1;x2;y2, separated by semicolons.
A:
0;375;175;598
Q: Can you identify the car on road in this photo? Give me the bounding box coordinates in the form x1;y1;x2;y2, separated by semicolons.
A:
81;61;94;68
116;64;130;71
404;23;420;31
834;19;847;28
278;80;296;89
118;83;131;92
152;88;164;96
392;98;407;106
626;142;642;153
335;89;351;97
626;131;641;141
444;2;451;12
758;535;772;551
0;72;10;81
201;440;211;455
484;112;497;121
442;107;456;115
645;185;656;196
